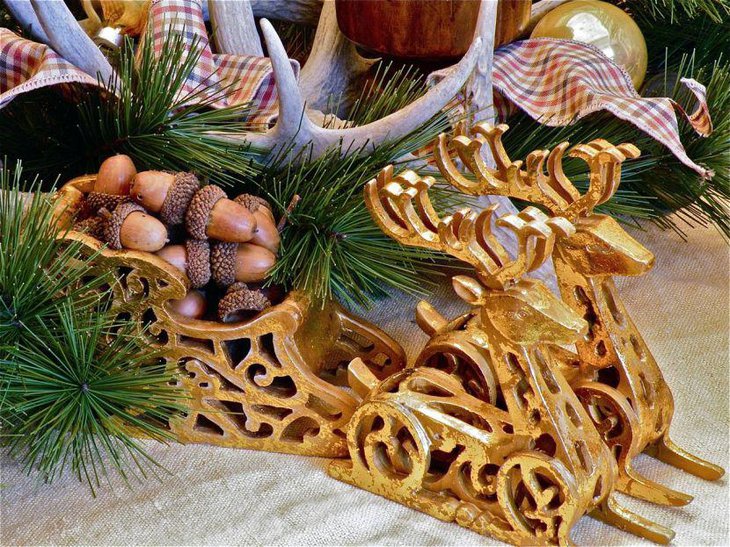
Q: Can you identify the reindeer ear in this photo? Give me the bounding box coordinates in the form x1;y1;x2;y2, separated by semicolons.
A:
452;276;486;306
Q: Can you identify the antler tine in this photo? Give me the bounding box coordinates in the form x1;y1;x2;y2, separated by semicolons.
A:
298;0;375;112
223;20;482;161
29;0;115;82
209;0;263;56
4;0;50;42
434;123;569;214
434;132;501;194
438;206;506;285
494;214;555;286
364;168;443;251
565;140;641;217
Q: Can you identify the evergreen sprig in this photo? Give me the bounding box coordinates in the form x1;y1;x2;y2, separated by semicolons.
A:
0;162;185;494
0;161;103;345
0;32;263;188
1;304;183;495
263;62;460;307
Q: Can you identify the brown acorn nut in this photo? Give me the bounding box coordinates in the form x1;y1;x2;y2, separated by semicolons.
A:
155;240;211;288
234;194;280;253
130;171;200;225
156;244;188;273
94;155;137;195
234;243;276;283
101;202;168;252
87;155;137;213
186;185;256;243
168;290;207;319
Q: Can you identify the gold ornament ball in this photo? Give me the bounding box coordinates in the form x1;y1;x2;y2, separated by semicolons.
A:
531;0;648;89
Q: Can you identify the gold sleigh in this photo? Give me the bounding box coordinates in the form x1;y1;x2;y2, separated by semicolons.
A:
57;177;405;458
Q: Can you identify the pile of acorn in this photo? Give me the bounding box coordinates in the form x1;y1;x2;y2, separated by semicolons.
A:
73;155;283;323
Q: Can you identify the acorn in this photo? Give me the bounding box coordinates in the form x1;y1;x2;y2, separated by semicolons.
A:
234;243;276;283
130;171;200;225
87;155;136;212
155;240;211;288
234;194;280;253
210;241;237;287
185;185;257;243
168;290;207;319
100;202;168;252
73;216;106;240
218;282;271;322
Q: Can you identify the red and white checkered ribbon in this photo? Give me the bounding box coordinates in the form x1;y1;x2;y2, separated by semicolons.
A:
0;0;295;128
0;3;713;177
493;38;712;178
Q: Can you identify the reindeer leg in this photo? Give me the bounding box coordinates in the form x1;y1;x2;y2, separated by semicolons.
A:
591;494;675;545
617;461;693;506
646;436;725;481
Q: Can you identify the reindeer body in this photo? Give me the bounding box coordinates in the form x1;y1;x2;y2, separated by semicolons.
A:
551;214;724;505
416;278;618;531
329;168;674;546
432;121;724;514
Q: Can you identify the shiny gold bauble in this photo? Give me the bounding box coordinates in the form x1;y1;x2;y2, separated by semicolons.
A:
531;0;648;89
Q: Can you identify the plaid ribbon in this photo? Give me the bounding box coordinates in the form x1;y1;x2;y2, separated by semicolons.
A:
0;28;97;109
0;4;713;177
492;38;712;178
0;0;296;128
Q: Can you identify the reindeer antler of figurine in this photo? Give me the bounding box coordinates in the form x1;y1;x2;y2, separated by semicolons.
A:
328;125;724;546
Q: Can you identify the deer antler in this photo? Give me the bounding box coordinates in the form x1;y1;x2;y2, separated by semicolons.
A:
434;122;641;220
364;167;574;291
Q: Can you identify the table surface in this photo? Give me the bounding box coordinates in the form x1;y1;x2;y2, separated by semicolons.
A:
2;221;728;546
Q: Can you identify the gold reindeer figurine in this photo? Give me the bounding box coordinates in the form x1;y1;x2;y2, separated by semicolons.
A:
329;168;673;545
433;122;725;509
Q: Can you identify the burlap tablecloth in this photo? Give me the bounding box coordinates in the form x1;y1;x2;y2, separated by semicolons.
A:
2;221;728;546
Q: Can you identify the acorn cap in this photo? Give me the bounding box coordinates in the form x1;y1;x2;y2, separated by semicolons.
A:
217;282;271;322
211;241;237;287
185;238;211;288
159;172;200;225
103;202;146;250
186;184;226;240
87;191;129;213
73;216;106;240
234;193;271;213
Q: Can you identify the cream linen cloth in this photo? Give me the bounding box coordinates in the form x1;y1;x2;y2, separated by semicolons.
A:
1;221;728;546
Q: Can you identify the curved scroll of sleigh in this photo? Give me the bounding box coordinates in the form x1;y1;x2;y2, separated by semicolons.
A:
56;176;405;457
329;127;724;546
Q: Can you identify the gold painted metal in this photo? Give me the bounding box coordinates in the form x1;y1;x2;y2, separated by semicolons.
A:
56;176;406;457
330;168;672;545
432;123;725;506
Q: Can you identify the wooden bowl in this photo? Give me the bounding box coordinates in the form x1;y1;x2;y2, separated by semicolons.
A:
335;0;532;60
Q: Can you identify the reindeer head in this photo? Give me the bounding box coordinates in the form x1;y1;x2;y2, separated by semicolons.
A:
434;122;654;277
364;168;587;346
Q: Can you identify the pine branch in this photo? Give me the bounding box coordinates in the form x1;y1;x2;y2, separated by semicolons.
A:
1;303;184;495
0;32;264;189
0;161;106;346
259;62;463;308
615;0;730;24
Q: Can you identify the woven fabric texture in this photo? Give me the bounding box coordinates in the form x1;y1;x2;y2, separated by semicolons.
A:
1;221;728;546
